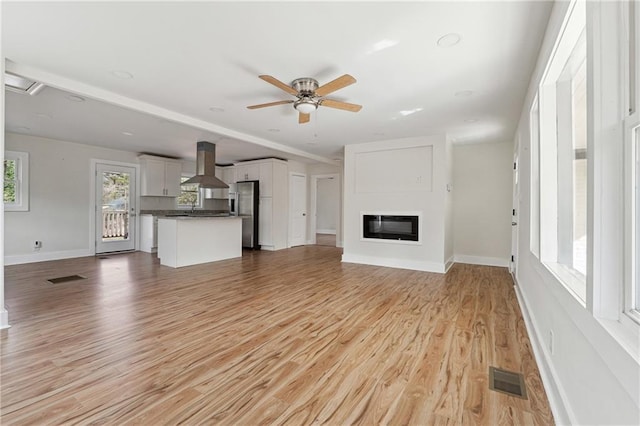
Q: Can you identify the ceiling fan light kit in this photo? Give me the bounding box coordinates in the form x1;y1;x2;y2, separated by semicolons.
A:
294;98;317;114
247;74;362;124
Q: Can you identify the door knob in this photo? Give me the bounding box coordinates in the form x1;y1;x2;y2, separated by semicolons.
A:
512;222;518;226
302;213;306;216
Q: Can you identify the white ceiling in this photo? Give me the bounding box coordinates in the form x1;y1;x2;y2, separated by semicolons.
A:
2;1;553;164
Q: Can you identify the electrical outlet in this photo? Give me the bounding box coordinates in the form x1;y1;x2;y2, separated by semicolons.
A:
549;330;554;355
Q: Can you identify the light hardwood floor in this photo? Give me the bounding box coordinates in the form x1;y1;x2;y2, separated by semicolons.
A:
1;247;553;425
315;233;336;247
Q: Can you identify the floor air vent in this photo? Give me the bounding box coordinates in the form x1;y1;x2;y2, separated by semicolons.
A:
489;366;528;399
47;275;87;284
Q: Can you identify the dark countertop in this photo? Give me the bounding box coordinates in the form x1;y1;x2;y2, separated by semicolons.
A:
140;209;230;217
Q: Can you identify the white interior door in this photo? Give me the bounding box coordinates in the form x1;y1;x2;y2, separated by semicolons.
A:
96;163;136;254
511;151;520;276
289;173;307;247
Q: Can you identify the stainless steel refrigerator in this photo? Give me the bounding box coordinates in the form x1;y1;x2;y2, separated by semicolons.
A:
230;181;259;249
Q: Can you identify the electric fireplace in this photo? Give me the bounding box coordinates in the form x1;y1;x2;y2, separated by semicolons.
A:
362;214;419;242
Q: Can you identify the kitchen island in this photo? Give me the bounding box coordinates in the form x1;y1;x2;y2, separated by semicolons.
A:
157;216;242;268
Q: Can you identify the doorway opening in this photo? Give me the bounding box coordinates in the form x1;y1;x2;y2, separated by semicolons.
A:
310;173;340;247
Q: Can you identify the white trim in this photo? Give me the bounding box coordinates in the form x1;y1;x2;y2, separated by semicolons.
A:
342;253;446;274
0;309;10;330
445;256;455;272
513;282;576;426
5;249;93;266
316;229;336;235
453;255;510;268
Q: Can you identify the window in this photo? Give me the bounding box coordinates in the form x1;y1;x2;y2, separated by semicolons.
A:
538;0;587;301
177;175;201;209
625;0;640;324
4;151;29;212
635;134;640;312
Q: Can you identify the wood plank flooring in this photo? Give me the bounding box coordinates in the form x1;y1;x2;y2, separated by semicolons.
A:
315;234;336;247
1;247;554;425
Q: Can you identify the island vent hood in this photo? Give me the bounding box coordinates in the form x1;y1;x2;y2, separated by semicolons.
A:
181;141;229;189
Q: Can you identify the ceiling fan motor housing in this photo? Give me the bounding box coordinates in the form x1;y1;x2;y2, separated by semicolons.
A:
292;78;319;96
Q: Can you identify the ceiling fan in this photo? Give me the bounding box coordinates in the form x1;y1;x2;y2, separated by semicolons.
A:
247;74;362;124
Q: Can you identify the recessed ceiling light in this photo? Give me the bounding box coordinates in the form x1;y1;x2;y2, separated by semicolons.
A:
267;128;280;133
437;33;461;47
110;70;133;79
122;131;134;136
399;107;423;116
66;94;85;102
209;107;225;113
464;118;479;123
455;90;474;97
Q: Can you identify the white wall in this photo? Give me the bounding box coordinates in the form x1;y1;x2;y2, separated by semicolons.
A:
5;133;139;264
513;1;640;425
316;177;339;233
453;141;513;267
342;135;451;272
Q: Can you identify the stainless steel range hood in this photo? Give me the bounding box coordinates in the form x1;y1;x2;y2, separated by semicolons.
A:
181;141;229;189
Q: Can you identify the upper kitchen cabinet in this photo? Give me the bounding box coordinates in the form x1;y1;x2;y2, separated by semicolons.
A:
235;163;260;182
139;155;182;197
234;158;286;197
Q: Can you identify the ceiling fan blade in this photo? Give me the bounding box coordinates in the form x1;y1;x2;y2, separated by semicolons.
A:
299;112;310;124
247;100;294;110
315;74;356;97
320;98;362;112
259;75;298;96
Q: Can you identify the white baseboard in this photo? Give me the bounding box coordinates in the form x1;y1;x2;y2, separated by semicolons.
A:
5;249;93;266
445;256;455;272
316;229;337;235
453;254;509;267
513;282;575;425
342;253;446;273
0;309;10;330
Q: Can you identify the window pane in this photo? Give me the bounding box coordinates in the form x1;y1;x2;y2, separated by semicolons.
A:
178;176;199;207
4;159;17;203
636;134;640;309
572;59;588;276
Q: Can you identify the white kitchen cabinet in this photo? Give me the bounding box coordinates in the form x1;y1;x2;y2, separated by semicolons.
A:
235;163;260;182
140;214;158;253
223;167;236;185
258;196;273;247
139;155;182;196
259;162;273;197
